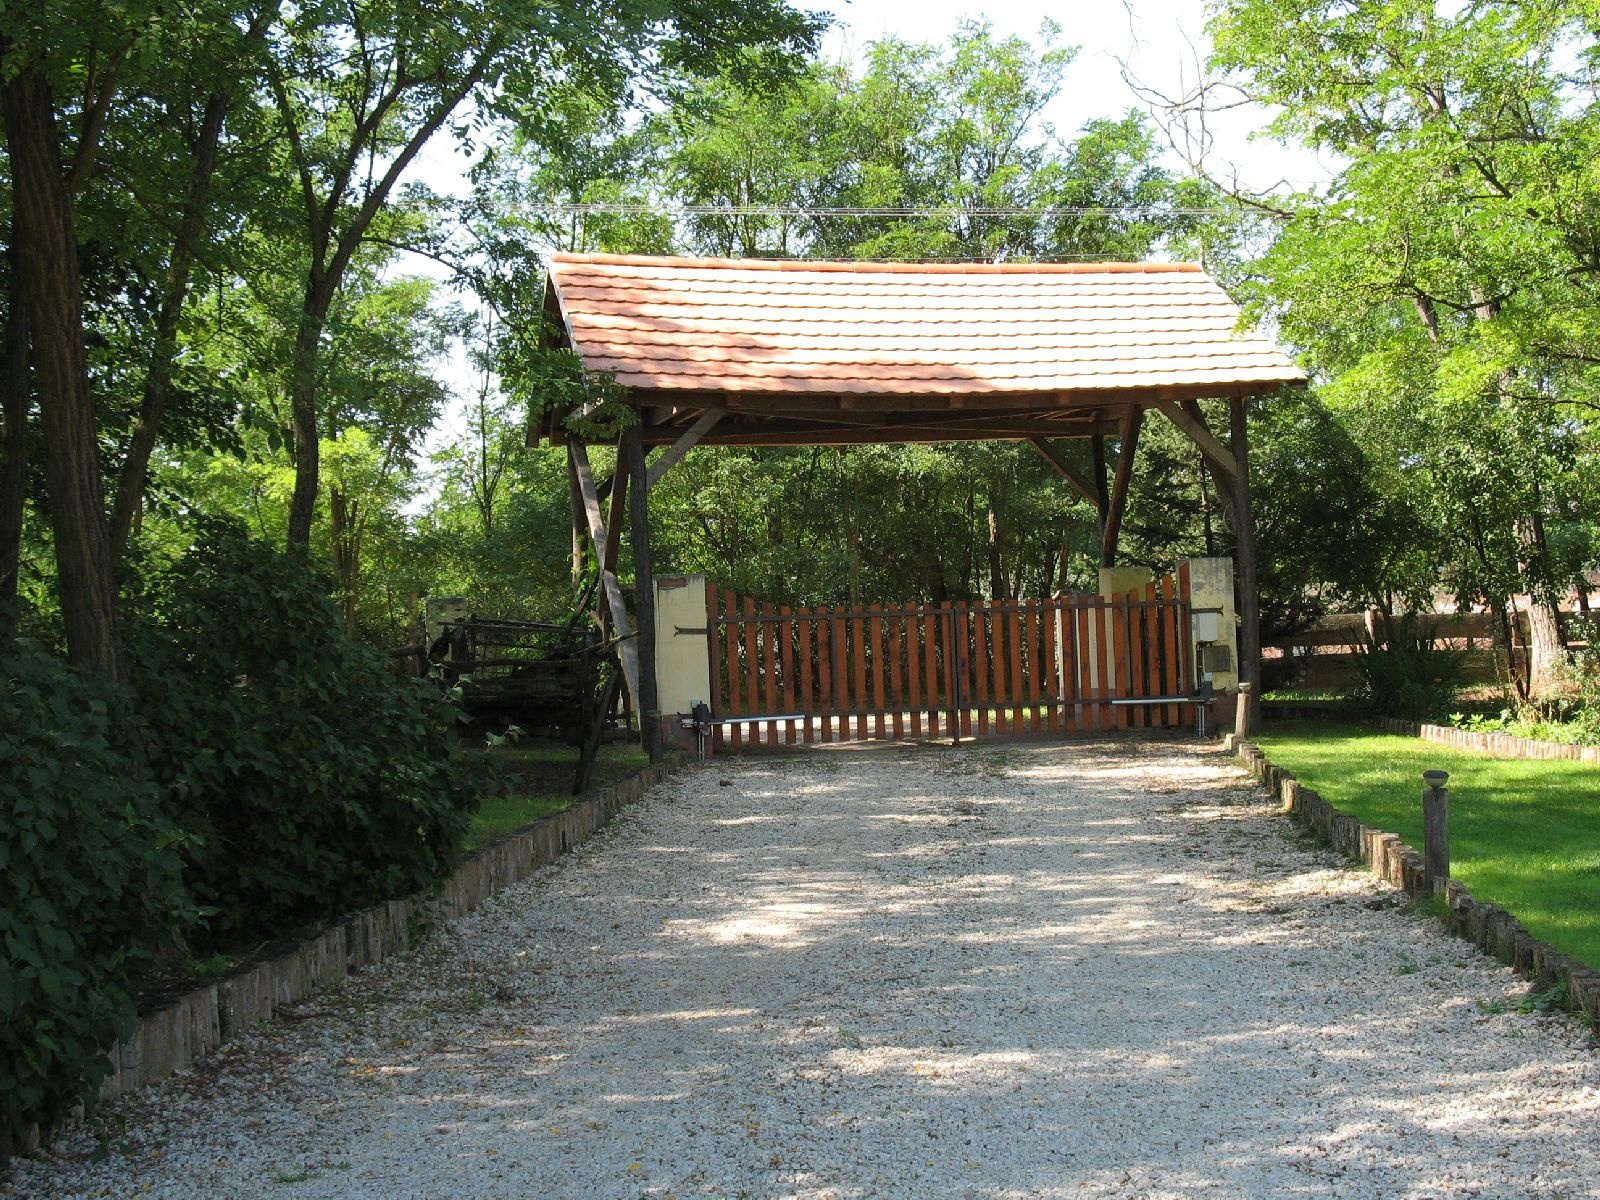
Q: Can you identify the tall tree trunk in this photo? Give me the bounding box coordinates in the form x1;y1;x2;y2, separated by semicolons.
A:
0;245;29;608
986;506;1006;600
1198;453;1215;556
1090;428;1110;540
1519;514;1566;698
286;276;334;546
329;487;359;637
1497;599;1528;703
3;64;124;678
110;88;231;555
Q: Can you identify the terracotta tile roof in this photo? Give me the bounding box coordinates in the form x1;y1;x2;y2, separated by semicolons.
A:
545;253;1306;399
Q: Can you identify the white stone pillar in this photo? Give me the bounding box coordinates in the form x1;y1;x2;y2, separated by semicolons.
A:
1184;557;1239;696
653;574;713;751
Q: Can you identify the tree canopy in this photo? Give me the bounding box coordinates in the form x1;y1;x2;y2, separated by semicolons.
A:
6;4;1600;671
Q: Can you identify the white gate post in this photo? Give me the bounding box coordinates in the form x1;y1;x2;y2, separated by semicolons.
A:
654;575;713;753
1183;557;1239;724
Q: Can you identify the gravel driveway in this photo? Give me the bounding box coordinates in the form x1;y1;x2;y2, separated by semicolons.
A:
9;738;1599;1200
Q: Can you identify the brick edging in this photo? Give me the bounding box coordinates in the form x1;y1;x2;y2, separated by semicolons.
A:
1379;717;1600;763
1224;735;1600;1027
97;754;686;1104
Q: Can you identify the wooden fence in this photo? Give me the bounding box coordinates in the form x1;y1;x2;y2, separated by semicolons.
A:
1265;610;1600;688
707;569;1196;747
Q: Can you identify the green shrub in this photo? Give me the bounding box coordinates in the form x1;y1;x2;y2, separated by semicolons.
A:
1347;615;1467;720
1451;650;1600;746
131;532;480;951
0;634;194;1153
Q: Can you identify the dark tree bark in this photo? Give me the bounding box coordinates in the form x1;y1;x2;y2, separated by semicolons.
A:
0;246;30;608
1197;452;1215;556
109;87;232;554
285;274;336;545
273;47;488;547
3;62;124;678
329;485;361;637
1520;513;1567;697
1090;426;1110;538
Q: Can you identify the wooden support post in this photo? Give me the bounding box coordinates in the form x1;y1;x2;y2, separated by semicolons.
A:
1230;394;1260;734
1090;425;1110;532
1423;770;1450;895
567;452;586;589
569;437;640;709
1101;406;1144;568
623;425;660;762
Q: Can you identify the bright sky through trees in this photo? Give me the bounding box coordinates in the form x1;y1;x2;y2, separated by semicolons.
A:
813;0;1334;192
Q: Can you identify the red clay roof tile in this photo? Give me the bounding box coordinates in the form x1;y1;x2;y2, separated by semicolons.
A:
546;253;1305;398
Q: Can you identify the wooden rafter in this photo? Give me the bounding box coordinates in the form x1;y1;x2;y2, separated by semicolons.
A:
668;426;1110;448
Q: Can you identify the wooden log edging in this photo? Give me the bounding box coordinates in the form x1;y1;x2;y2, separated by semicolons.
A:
1223;734;1600;1028
98;755;684;1104
1379;716;1600;763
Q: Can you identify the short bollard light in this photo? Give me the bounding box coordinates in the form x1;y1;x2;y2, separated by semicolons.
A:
1422;769;1450;896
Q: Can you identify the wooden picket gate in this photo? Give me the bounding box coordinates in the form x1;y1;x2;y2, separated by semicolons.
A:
706;566;1196;747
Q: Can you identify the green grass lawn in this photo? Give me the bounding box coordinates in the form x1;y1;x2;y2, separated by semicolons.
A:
1252;721;1600;969
462;742;650;852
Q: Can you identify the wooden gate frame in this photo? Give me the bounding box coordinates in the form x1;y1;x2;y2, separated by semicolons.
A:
705;567;1196;748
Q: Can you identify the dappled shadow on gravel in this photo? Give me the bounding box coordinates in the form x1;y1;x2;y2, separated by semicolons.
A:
10;739;1599;1200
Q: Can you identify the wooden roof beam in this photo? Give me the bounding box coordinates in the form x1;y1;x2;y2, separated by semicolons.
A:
676;424;1114;447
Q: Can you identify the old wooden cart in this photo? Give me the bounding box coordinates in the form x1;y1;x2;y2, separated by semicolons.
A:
428;616;625;794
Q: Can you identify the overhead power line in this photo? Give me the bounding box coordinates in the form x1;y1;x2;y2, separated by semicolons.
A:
523;202;1255;220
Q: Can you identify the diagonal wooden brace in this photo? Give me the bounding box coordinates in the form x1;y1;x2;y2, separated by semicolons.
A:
569;437;641;707
1150;399;1237;486
647;408;726;488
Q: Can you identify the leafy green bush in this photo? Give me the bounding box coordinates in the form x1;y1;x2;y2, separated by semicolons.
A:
0;634;194;1154
131;532;480;951
1451;650;1600;745
1347;615;1467;719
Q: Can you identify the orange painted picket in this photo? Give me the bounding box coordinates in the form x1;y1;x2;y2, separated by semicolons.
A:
703;578;1193;747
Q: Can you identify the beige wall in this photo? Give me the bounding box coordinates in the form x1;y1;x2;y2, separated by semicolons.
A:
1185;557;1238;693
654;574;712;717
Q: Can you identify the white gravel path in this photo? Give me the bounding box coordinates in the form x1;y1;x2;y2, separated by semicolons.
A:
8;738;1599;1200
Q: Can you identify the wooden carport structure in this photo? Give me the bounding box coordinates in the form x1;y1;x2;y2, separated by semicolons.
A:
529;252;1307;755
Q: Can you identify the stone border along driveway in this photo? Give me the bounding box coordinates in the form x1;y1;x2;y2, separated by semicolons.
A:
8;738;1599;1200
